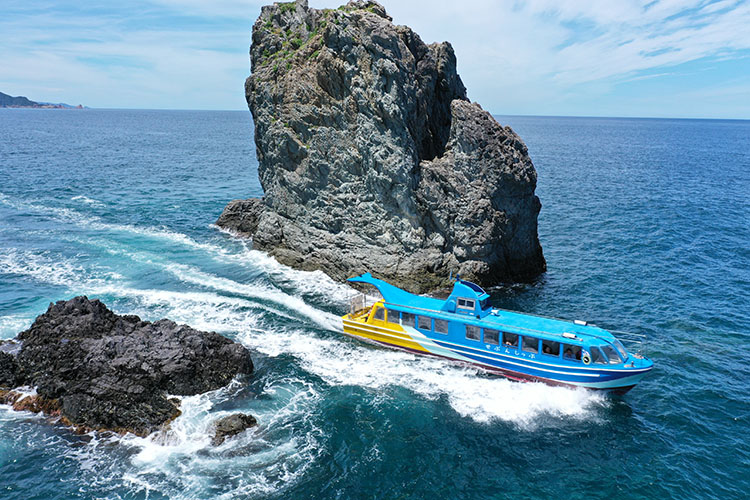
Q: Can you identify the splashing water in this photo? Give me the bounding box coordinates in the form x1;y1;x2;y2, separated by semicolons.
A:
3;110;746;499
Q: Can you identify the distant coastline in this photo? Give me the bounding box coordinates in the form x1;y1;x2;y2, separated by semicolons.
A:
0;91;86;109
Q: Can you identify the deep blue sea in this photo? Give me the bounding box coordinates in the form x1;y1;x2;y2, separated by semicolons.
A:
1;109;748;499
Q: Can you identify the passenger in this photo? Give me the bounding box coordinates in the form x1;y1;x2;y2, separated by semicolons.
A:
564;348;573;359
543;344;551;354
575;349;581;360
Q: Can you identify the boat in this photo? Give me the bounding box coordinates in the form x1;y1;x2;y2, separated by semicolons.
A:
341;273;653;393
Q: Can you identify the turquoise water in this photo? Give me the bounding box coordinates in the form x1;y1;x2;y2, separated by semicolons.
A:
1;109;748;499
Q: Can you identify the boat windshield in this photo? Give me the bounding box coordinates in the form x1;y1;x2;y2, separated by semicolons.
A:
612;339;628;360
480;298;491;310
590;347;606;364
601;345;623;364
461;280;486;295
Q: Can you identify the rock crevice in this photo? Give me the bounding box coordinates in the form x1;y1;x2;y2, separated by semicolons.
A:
218;0;545;292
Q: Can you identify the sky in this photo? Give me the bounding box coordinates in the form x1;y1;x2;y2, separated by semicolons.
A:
1;0;749;118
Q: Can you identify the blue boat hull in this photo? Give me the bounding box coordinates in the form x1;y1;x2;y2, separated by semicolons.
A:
343;315;651;393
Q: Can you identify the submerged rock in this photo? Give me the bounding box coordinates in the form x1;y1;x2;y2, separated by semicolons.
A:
217;0;545;293
211;413;258;446
0;297;253;436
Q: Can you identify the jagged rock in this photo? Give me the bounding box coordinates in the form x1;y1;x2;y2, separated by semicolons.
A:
2;297;253;436
0;351;21;388
211;413;258;446
0;391;62;415
216;198;265;237
217;0;545;293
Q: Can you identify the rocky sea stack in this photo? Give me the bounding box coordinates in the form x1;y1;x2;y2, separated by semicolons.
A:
0;297;254;436
217;0;546;292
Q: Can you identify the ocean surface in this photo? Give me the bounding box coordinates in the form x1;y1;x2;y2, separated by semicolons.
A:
0;109;748;500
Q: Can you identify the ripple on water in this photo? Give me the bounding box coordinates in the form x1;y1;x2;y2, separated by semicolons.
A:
1;111;749;499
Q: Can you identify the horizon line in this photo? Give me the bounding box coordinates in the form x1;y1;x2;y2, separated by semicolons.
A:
3;106;749;122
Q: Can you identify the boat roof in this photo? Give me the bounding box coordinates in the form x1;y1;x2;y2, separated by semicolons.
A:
485;308;613;342
348;272;445;310
347;273;616;344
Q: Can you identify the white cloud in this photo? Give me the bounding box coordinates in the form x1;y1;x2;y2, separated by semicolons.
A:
0;0;748;116
381;0;750;116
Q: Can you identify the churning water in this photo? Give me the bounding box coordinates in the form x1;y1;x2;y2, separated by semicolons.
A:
0;109;748;499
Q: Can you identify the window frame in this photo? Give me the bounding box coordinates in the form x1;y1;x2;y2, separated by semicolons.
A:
417;315;432;331
373;307;385;321
434;318;449;334
484;328;499;345
541;339;560;357
591;346;607;364
522;335;539;353
386;309;400;324
401;312;416;327
600;345;623;364
562;344;582;362
612;339;628;360
465;324;481;341
502;331;519;348
457;298;475;311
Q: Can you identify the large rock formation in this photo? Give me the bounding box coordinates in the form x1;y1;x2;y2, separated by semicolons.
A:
217;0;545;292
0;297;254;436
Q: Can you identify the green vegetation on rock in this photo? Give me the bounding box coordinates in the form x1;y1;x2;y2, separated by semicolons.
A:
225;0;546;291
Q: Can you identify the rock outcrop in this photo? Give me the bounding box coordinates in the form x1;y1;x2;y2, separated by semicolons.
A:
218;0;545;292
0;297;254;436
0;351;20;388
211;413;258;446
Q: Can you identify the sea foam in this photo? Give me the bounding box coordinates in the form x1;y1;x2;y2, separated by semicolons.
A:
1;194;606;431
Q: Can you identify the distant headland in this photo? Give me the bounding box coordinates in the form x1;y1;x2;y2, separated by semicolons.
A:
0;91;86;109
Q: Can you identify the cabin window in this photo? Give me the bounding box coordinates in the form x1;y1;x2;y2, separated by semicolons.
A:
541;340;560;357
386;309;400;324
601;345;622;364
418;316;432;331
457;298;475;310
612;339;628;360
480;298;491;310
484;328;499;345
466;325;481;341
503;332;518;347
373;307;385;321
522;336;539;353
562;344;582;361
402;312;415;327
434;318;449;334
590;347;607;364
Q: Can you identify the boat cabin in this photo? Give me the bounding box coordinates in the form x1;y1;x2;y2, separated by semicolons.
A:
440;279;492;318
348;273;634;368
